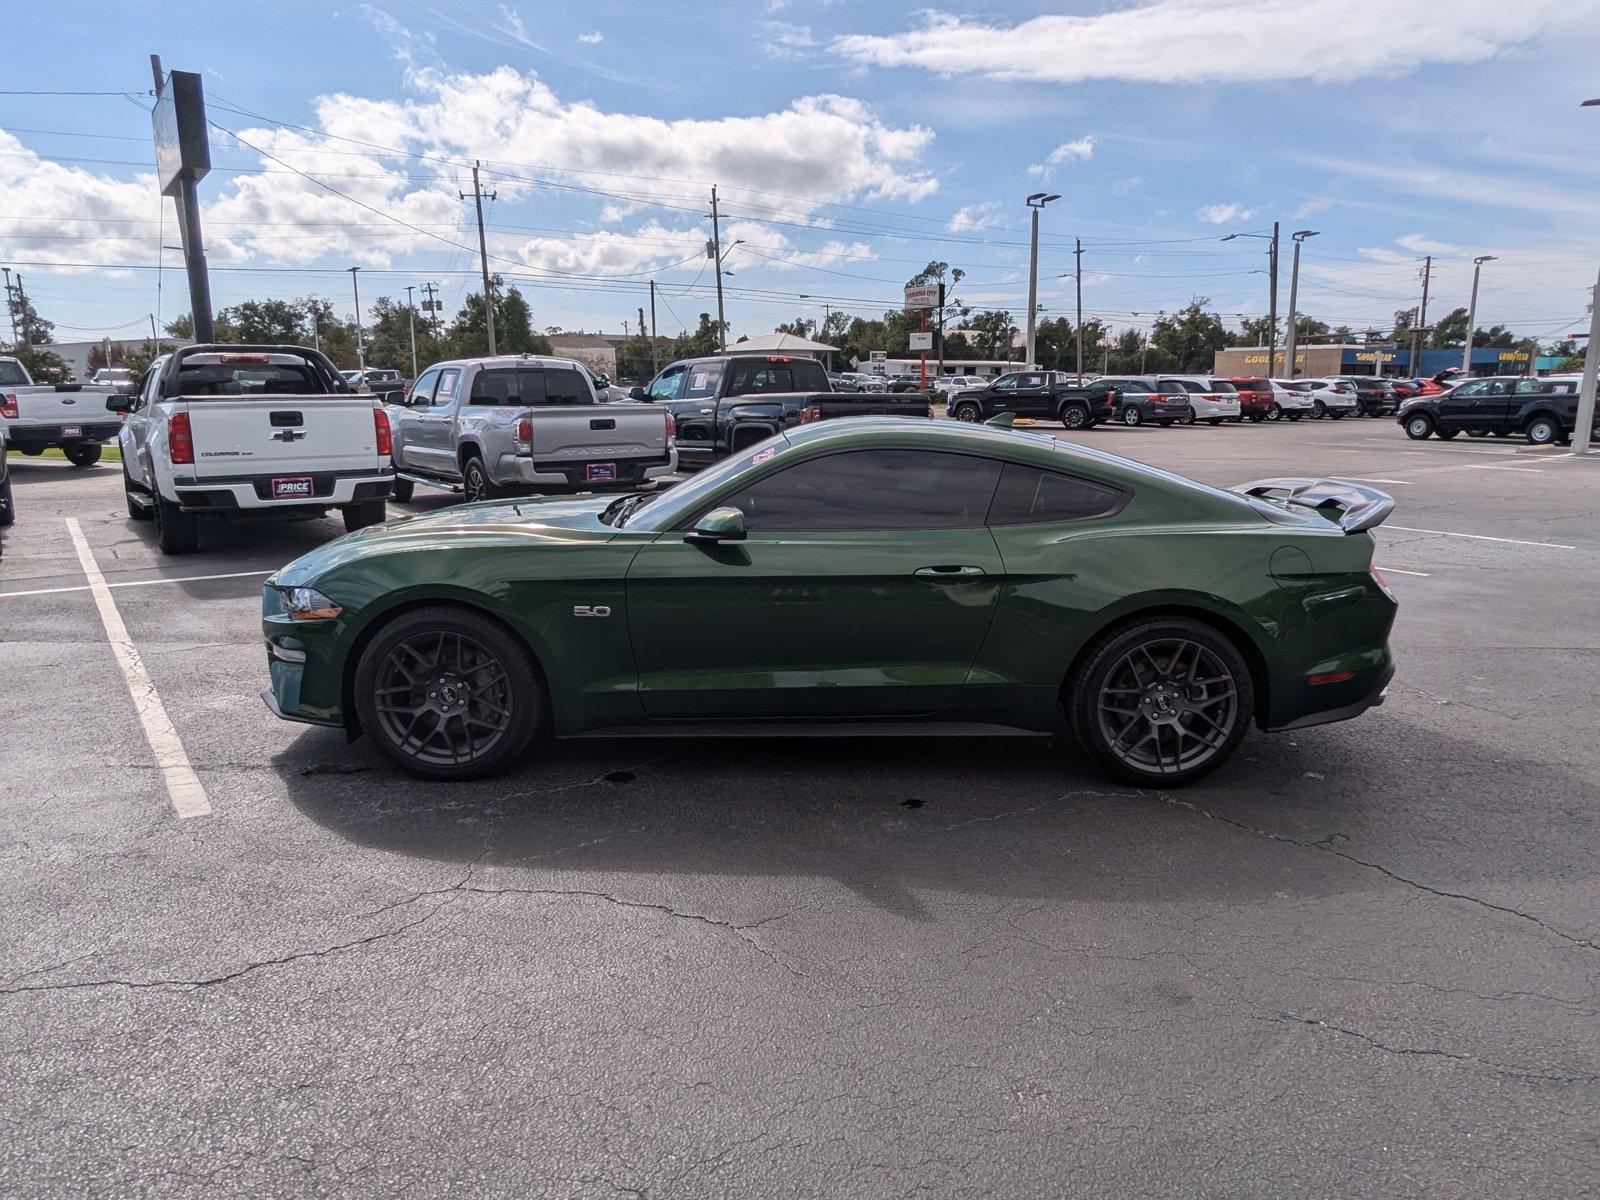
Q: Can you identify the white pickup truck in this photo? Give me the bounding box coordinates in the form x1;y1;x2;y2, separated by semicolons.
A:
114;344;395;555
0;355;122;467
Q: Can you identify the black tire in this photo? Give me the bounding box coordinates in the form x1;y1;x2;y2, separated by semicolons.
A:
1329;411;1346;420
1247;413;1264;423
1206;418;1222;426
122;461;153;521
951;401;981;423
1120;406;1143;427
1067;616;1254;788
353;605;542;780
390;477;415;503
1311;400;1326;419
1525;415;1560;445
64;443;102;468
1059;404;1090;430
342;500;388;532
1492;430;1511;438
1177;410;1195;426
1265;404;1282;422
1467;430;1489;438
1403;413;1435;440
0;469;13;528
1285;411;1303;421
1436;429;1460;440
1158;420;1173;428
461;454;503;503
154;497;200;555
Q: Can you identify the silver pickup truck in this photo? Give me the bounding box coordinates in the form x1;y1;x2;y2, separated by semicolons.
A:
387;355;676;503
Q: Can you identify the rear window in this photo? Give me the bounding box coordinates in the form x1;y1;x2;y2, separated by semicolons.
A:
0;360;28;386
1207;380;1238;393
1172;380;1208;394
726;358;828;396
1231;378;1269;389
174;364;322;395
987;463;1125;525
470;367;593;407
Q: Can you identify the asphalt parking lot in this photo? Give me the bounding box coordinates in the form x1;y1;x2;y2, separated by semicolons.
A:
2;418;1597;1198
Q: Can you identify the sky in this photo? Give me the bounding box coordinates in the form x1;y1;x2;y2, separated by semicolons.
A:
4;0;1600;355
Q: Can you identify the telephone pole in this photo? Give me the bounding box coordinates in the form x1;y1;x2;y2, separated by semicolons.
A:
403;284;419;378
648;280;660;372
1284;230;1319;379
348;266;365;372
1023;192;1059;368
1463;255;1495;376
421;281;441;336
463;161;497;355
1411;255;1433;374
710;185;727;352
1074;237;1085;381
2;268;17;347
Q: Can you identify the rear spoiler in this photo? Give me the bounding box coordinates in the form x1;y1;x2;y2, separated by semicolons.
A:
1232;477;1394;534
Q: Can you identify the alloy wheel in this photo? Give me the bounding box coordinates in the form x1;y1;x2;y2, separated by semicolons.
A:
371;630;514;768
953;403;980;423
464;461;487;502
1095;638;1238;777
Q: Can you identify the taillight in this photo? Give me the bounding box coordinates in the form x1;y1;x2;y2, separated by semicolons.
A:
373;408;392;456
0;394;16;420
168;412;194;464
664;411;675;440
798;405;822;424
514;416;532;445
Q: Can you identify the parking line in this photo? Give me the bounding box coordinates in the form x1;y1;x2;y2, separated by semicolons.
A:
1341;477;1414;486
1460;462;1542;474
1386;524;1575;550
64;519;211;820
0;568;272;601
1375;566;1430;577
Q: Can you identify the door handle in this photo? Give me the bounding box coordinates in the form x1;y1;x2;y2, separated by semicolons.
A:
914;564;986;579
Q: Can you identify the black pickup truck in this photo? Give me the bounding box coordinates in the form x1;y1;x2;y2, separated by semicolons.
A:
1399;376;1594;444
631;354;931;465
946;370;1119;430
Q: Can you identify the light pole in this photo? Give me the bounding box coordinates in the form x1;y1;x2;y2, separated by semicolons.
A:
1283;229;1318;379
403;284;420;379
1571;98;1600;454
1223;224;1279;374
348;266;366;372
1024;192;1060;369
1462;255;1496;377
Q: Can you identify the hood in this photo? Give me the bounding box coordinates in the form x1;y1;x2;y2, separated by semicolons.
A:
271;493;619;586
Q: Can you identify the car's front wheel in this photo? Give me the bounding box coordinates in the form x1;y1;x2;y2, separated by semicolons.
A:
353;606;542;780
390;478;415;503
951;401;981;423
1404;413;1435;439
0;468;13;527
1067;616;1254;787
1525;415;1560;445
1121;406;1143;427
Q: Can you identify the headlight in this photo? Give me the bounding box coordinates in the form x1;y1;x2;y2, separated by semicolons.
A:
276;585;343;621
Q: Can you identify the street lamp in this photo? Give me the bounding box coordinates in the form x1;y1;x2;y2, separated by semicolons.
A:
1462;256;1496;377
1283;229;1319;379
1223;224;1281;373
347;266;365;373
1024;192;1060;370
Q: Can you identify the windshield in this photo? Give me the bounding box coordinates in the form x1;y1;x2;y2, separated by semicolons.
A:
617;435;791;531
0;360;30;386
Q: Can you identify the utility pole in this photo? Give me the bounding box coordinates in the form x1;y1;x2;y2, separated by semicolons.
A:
1267;223;1279;375
1074;237;1085;381
1411;255;1432;375
1284;230;1319;379
348;266;365;372
1023;192;1059;369
463;161;497;355
421;281;441;336
648;280;660;373
403;284;419;378
1576;270;1599;455
149;312;159;350
2;268;16;348
710;185;727;352
1463;255;1495;376
937;282;946;378
9;273;30;346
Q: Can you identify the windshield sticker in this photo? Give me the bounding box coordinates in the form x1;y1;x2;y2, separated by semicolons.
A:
690;372;710;390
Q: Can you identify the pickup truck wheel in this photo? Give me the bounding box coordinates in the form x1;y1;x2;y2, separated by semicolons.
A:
0;470;13;527
354;606;542;780
1525;416;1560;445
390;478;415;503
154;498;200;555
1068;616;1254;788
122;462;153;521
1404;414;1435;439
1120;407;1143;427
342;500;388;532
951;401;982;423
1059;404;1089;430
1492;430;1511;438
461;455;502;503
63;443;102;468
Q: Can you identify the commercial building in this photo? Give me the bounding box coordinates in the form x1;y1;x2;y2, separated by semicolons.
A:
1212;343;1533;378
42;338;193;380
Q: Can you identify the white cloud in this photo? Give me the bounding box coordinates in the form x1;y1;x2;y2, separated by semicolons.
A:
1395;233;1463;256
833;1;1589;84
577;31;604;45
946;202;1001;232
1197;202;1256;224
1027;135;1095;179
758;21;817;60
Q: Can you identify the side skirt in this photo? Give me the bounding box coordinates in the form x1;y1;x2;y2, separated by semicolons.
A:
565;720;1051;740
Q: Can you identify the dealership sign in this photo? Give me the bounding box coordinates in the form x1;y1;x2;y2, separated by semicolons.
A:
903;283;940;310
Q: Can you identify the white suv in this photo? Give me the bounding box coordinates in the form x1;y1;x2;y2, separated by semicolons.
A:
1158;376;1242;424
1261;379;1317;420
1291;377;1360;419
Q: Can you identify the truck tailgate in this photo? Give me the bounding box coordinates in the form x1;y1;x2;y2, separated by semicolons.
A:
182;395;384;477
529;406;668;462
7;385;114;426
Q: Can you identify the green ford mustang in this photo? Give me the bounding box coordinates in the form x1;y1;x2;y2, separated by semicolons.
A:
263;418;1397;786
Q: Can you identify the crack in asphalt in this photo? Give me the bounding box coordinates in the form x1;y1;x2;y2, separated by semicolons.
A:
1151;792;1597;951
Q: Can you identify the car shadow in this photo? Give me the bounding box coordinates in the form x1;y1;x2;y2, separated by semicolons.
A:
269;712;1584;921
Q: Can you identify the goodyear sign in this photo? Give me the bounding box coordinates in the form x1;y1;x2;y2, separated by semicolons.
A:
1497;350;1531;363
1240;352;1306;367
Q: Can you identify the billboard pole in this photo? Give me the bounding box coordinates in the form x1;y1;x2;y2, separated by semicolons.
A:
150;56;214;343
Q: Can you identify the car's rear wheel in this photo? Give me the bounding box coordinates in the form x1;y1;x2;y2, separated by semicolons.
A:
64;443;102;468
461;454;502;503
1176;410;1194;426
354;606;542;780
1311;400;1326;419
1329;411;1345;420
1525;415;1560;445
1121;406;1143;427
1404;414;1435;439
390;478;415;503
1060;404;1089;430
1206;418;1222;426
154;497;200;555
951;401;981;423
1068;617;1254;787
1265;404;1282;422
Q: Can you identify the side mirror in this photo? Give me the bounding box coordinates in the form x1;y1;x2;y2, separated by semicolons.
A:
629;386;649;402
685;506;746;544
105;394;133;413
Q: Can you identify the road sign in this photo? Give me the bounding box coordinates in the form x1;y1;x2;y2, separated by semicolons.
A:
151;70;210;199
868;350;887;375
909;331;933;351
904;283;940;310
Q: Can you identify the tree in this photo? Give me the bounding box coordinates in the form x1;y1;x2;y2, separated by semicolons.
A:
1150;299;1231;371
1472;324;1519;349
7;343;72;383
7;288;55;346
615;335;656;383
440;277;553;359
1430;307;1470;348
671;313;725;359
962;310;1019;361
219;299;312;343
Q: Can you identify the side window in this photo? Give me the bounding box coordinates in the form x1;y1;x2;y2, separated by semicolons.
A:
715;450;1002;532
408;369;440;407
992;374;1021;392
682;364;725;400
648;365;686;401
1019;373;1047;388
434;368;462;407
1487;379;1515;397
1453;380;1488;397
544;367;593;405
987;463;1125;526
1159;381;1185;394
